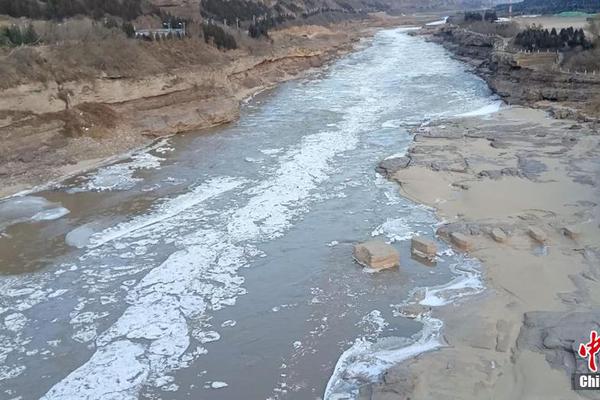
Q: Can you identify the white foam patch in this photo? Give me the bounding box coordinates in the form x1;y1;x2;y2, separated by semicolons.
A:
357;310;388;337
74;152;164;192
324;316;443;400
419;258;484;306
380;120;402;129
260;148;283;156
227;131;357;241
371;218;417;242
43;111;366;398
87;177;245;248
457;101;502;117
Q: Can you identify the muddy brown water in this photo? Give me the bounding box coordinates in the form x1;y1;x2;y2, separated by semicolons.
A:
0;28;498;400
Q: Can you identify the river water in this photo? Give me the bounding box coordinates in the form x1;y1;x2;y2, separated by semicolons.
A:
0;28;499;400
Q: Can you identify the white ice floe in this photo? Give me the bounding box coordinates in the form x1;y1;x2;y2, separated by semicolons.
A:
0;196;70;231
3;313;27;332
324;316;443;400
31;207;70;222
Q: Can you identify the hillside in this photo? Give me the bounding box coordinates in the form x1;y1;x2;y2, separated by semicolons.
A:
497;0;600;15
0;0;488;196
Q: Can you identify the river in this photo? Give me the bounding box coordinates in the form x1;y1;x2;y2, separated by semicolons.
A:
0;28;499;400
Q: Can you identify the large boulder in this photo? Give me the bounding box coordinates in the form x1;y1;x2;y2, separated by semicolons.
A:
353;240;399;270
528;226;547;244
376;156;410;177
411;236;437;264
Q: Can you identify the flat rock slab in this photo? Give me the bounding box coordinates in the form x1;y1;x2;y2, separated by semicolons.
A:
517;311;600;375
562;225;580;240
528;226;548;244
411;236;437;257
450;232;472;251
490;227;508;243
353;240;399;270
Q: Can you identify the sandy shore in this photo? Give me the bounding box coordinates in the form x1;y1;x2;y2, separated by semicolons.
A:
369;106;600;399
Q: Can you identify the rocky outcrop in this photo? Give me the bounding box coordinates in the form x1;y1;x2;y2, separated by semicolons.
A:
375;156;410;177
517;311;600;376
426;25;600;120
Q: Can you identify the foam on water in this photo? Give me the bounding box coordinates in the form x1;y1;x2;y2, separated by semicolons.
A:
418;257;484;306
457;100;503;117
87;177;246;248
1;27;499;399
71;151;164;192
42;93;376;398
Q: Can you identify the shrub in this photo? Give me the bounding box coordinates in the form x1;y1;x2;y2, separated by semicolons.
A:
0;24;40;46
202;24;237;50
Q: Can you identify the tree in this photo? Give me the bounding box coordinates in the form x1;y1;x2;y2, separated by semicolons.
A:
122;22;136;38
6;25;23;46
22;23;39;44
484;10;498;22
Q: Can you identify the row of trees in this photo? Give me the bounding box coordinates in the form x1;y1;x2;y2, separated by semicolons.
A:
0;0;148;20
0;23;39;46
499;0;600;15
248;14;294;38
202;23;237;50
515;26;591;51
464;10;498;23
200;0;269;24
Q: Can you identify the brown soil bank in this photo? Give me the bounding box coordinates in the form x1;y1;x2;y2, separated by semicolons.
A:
423;25;600;121
0;14;411;198
368;107;600;399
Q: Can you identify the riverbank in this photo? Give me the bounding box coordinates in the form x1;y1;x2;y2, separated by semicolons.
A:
421;24;600;122
370;106;600;399
0;13;428;199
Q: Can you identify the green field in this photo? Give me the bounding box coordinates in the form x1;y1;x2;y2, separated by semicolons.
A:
555;11;598;18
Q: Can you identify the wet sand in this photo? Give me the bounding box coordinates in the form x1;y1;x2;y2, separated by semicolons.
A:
371;107;600;399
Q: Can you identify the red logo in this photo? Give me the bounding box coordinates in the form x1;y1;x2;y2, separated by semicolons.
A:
579;330;600;372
